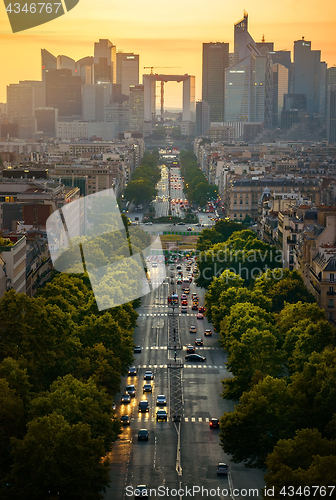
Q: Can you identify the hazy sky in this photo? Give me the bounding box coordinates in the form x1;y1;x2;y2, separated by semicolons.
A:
1;0;336;106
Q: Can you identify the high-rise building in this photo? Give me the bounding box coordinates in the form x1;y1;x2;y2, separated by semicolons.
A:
76;56;94;84
46;69;82;117
57;55;76;75
195;101;210;136
327;84;336;145
129;85;144;133
35;107;58;136
105;100;129;135
270;51;293;93
293;38;325;117
272;64;289;126
116;52;139;96
82;83;111;121
202;42;229;122
94;39;116;84
41;49;57;81
327;67;336;85
225;13;269;123
7;81;45;120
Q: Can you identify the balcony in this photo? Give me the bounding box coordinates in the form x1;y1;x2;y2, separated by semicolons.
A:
327;291;336;296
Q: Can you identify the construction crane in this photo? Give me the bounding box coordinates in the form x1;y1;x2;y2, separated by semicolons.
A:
143;67;182;119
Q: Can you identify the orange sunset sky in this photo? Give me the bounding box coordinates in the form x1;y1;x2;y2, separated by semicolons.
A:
1;0;336;107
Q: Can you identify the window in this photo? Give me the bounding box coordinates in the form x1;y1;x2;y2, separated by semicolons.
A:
330;274;335;282
328;299;334;308
329;312;333;321
329;286;334;293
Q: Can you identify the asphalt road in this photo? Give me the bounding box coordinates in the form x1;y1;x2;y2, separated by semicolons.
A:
104;258;265;500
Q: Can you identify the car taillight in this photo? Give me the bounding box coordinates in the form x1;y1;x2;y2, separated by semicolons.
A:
210;422;213;426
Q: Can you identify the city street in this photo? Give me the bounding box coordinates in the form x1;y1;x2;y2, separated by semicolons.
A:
104;258;265;500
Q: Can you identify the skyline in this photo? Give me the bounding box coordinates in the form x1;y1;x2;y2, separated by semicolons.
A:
1;1;336;106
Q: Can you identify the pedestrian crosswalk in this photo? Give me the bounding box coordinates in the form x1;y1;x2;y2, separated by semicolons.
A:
134;416;211;423
136;364;222;369
138;313;202;317
145;346;219;350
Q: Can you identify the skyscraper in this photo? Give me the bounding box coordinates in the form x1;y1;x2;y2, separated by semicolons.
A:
272;64;289;126
116;52;139;96
76;56;94;84
293;38;325;117
327;84;336;144
41;49;57;81
57;55;76;75
195;101;210;136
225;13;269;123
46;69;82;117
202;42;229;122
82;83;111;121
129;84;144;133
94;39;116;84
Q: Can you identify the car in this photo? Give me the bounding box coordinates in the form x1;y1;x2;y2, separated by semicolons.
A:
177;222;185;225
157;410;168;421
156;395;166;406
187;227;192;231
125;384;136;397
184;287;190;294
195;338;203;346
181;300;188;306
152;262;157;268
138;400;149;412
134;346;141;353
176;265;182;270
192;293;198;299
197;313;204;320
190;325;197;333
128;366;137;376
181;293;187;300
145;222;153;225
188;276;193;283
177;270;183;276
186;345;195;354
199;306;206;313
121;394;131;404
181;306;188;314
177;279;182;285
192;303;198;310
121;415;131;425
210;418;220;429
144;371;154;380
217;463;229;475
143;384;152;393
134;485;149;498
185;354;206;362
204;329;212;336
138;429;149;441
186;266;191;271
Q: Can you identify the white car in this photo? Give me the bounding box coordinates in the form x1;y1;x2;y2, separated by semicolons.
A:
156;395;166;406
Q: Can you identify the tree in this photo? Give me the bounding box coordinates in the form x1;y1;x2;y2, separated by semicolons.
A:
220;302;275;351
219;376;298;468
265;429;336;495
29;374;120;453
223;328;285;399
204;271;244;325
254;269;315;312
9;413;110;500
